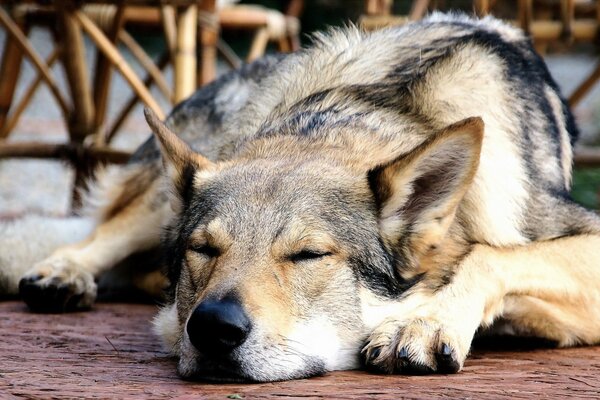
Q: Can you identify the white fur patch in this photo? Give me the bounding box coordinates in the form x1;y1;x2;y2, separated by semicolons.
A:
359;287;428;332
0;215;95;295
287;315;360;371
153;303;181;354
545;85;573;189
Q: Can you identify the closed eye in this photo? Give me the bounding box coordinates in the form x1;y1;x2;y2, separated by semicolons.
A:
289;250;332;263
190;245;220;258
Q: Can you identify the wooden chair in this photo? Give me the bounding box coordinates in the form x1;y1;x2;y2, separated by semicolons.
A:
120;1;303;83
361;0;600;107
513;0;600;107
0;0;302;208
218;1;302;65
0;0;209;208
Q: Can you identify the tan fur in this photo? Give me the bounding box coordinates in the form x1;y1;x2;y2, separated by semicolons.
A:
11;15;600;381
20;172;170;309
363;235;600;372
102;165;161;220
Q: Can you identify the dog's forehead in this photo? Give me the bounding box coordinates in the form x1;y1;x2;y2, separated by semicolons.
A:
187;160;374;240
198;161;364;210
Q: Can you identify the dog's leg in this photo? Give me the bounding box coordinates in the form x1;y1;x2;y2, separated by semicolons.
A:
19;164;171;312
363;233;600;374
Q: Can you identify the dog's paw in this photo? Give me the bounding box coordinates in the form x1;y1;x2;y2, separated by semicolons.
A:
19;257;97;313
362;317;469;375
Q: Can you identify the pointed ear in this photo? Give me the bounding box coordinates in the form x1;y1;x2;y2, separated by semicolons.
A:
368;117;484;258
144;107;214;194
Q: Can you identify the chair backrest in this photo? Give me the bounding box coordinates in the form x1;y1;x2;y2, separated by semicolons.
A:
361;0;600;45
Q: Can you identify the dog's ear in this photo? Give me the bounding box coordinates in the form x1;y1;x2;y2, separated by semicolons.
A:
144;107;215;194
368;117;483;260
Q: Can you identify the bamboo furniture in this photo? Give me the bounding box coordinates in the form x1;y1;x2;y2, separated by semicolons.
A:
218;2;301;64
109;1;303;80
361;0;600;109
0;0;303;209
0;0;301;149
0;0;217;207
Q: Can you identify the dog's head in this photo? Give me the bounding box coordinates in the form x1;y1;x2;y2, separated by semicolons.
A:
145;108;483;382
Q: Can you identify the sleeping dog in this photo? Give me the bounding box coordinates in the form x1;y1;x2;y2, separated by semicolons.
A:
5;13;600;381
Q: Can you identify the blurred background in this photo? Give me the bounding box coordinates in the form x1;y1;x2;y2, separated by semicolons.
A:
0;0;599;217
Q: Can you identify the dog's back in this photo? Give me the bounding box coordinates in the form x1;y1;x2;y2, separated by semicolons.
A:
165;13;583;247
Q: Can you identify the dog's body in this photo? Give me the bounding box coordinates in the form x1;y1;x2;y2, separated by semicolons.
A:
3;13;600;381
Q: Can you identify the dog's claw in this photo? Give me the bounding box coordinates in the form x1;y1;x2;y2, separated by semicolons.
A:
19;274;42;285
19;276;85;313
365;346;382;369
363;346;387;373
364;318;467;375
397;347;409;360
19;258;97;313
440;343;452;356
370;347;381;360
435;343;460;373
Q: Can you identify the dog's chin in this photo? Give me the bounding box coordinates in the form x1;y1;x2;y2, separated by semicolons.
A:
178;366;252;383
177;355;327;383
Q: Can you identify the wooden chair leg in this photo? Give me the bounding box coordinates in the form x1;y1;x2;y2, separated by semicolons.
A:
92;4;126;147
118;30;172;101
288;30;301;52
74;10;165;119
569;61;600;107
3;50;60;136
518;0;533;34
286;0;304;17
247;27;269;62
198;0;218;87
409;0;430;20
217;39;242;69
560;0;575;42
0;7;70;126
0;12;27;138
174;5;197;101
474;0;490;15
277;36;291;53
160;4;177;67
55;0;95;144
106;52;170;143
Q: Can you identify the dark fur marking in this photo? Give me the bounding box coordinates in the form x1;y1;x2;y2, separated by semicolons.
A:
399;159;461;222
453;29;576;159
163;169;217;298
129;136;161;163
288;89;333;111
425;266;457;293
402;22;580;242
170;55;288;128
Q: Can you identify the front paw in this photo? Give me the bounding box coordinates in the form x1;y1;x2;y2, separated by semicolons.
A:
363;317;469;374
19;257;97;313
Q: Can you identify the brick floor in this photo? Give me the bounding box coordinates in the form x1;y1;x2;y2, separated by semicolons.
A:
1;301;600;399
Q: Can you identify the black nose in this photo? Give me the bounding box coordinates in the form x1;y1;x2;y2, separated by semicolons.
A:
186;296;252;356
